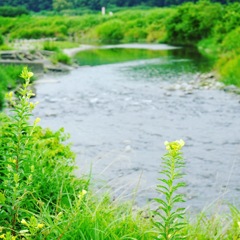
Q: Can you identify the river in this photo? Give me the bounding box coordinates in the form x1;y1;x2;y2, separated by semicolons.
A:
33;44;240;214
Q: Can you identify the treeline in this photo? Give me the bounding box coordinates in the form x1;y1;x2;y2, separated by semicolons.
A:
0;0;239;12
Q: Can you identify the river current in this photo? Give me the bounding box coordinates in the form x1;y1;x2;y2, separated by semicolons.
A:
33;44;240;214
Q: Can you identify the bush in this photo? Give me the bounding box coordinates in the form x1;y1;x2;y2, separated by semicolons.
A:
51;50;72;65
0;6;29;17
96;20;125;43
220;27;240;53
166;2;223;45
217;54;240;87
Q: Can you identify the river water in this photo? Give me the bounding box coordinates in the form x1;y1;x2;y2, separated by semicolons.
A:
33;44;240;214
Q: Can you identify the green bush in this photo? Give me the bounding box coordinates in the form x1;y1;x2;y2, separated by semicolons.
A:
217;54;240;87
220;27;240;53
0;6;29;17
96;20;125;43
51;50;72;65
166;2;223;45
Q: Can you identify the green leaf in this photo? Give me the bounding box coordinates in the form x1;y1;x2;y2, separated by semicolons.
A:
0;192;6;204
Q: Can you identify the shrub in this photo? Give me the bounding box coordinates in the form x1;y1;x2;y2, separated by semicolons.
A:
166;2;223;45
220;27;240;53
51;50;72;65
0;6;29;17
96;20;125;43
217;54;240;87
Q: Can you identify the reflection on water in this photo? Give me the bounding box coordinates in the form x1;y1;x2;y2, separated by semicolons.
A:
74;46;214;74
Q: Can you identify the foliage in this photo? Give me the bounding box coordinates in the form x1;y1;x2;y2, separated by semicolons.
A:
166;1;223;45
50;50;72;65
153;140;186;240
0;6;29;17
0;33;4;45
96;19;125;43
0;65;24;109
1;0;240;12
216;53;240;87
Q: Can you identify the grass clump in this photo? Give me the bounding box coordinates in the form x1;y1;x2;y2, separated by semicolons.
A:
0;65;25;109
50;50;72;65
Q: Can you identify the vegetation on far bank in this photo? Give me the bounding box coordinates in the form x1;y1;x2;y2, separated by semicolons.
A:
0;1;239;89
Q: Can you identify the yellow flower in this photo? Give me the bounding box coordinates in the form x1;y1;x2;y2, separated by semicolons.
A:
34;117;41;125
21;219;28;226
0;234;5;239
29;102;34;108
20;67;34;80
78;189;87;199
82;189;87;196
37;223;44;229
164;139;185;152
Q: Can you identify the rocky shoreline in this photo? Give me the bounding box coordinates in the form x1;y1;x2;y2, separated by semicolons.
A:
0;50;73;73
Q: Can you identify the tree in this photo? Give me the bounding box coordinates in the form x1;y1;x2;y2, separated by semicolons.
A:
52;0;73;11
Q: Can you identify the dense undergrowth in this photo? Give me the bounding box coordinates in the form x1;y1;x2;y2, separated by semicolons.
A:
0;68;240;239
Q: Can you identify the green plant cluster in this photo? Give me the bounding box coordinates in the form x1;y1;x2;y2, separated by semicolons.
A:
0;8;172;43
0;65;25;109
0;6;29;17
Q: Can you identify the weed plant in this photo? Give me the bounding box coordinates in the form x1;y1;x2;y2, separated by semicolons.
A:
153;140;186;240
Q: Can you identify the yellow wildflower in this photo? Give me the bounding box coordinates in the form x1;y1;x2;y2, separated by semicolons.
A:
78;189;87;199
34;117;41;125
82;189;87;196
0;234;5;239
20;67;34;80
164;139;185;152
37;223;44;229
21;219;28;226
